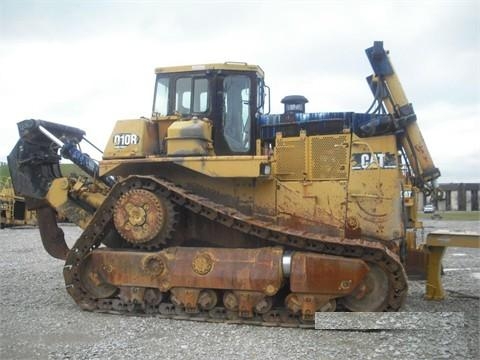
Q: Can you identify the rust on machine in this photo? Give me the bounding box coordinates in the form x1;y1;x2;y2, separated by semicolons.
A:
113;188;166;244
7;41;442;327
60;175;407;325
82;247;284;295
289;252;369;294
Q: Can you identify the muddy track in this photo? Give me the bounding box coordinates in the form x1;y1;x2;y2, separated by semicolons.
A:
63;175;408;328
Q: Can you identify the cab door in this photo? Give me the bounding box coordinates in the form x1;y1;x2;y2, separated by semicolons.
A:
214;73;257;155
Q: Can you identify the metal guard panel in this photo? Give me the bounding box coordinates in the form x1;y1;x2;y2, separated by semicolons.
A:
99;155;270;178
273;134;350;181
274;136;307;180
426;231;480;248
155;63;264;77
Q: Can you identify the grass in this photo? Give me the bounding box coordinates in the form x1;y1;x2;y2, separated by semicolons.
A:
1;162;88;183
418;211;480;221
0;162;9;178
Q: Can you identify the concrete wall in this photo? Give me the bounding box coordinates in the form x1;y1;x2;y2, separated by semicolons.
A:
418;183;479;212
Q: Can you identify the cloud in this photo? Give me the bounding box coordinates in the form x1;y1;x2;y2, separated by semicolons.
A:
0;0;478;183
417;102;480;182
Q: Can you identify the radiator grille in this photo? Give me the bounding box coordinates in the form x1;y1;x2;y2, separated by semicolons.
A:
309;135;349;180
275;138;307;180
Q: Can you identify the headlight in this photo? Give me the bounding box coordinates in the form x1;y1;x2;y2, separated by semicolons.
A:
260;163;271;176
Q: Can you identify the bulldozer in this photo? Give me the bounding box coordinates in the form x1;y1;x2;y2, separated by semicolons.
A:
7;41;442;326
0;177;37;229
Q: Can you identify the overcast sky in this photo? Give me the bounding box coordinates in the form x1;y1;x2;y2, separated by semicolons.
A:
0;0;478;183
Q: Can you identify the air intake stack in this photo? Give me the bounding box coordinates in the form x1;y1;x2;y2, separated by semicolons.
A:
281;95;309;115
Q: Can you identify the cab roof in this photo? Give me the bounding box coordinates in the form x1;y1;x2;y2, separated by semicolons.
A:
155;62;264;77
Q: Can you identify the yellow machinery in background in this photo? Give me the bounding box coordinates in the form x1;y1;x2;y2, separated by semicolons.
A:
7;42;461;326
0;177;36;228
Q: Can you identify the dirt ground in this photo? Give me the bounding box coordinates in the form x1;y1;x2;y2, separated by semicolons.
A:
1;219;479;360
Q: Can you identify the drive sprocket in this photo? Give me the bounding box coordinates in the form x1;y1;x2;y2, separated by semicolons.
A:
113;188;177;249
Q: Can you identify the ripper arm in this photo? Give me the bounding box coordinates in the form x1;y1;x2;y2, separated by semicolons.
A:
365;41;441;196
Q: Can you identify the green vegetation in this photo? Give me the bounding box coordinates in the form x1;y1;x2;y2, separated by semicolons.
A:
0;162;88;180
0;162;9;177
418;211;480;221
60;163;90;178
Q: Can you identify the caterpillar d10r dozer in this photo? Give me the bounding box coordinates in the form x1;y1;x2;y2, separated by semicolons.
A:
8;41;441;327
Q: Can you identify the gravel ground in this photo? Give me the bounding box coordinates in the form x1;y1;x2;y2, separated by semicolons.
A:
1;219;479;360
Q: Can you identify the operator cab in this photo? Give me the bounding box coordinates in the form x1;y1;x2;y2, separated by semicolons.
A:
152;63;266;156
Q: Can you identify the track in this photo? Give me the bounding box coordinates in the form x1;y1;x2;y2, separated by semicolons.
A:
63;175;408;328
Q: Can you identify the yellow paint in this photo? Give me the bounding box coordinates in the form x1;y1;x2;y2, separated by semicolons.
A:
426;231;480;248
99;129;408;243
425;231;480;300
0;177;37;227
103;118;159;159
45;178;98;229
166;118;214;156
374;52;439;181
272;133;350;181
347;134;403;241
99;155;271;178
155;62;264;77
276;181;346;236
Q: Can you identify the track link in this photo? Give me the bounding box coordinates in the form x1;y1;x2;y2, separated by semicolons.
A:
63;175;408;328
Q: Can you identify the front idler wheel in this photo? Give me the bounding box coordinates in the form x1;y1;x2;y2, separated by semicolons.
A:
340;263;389;312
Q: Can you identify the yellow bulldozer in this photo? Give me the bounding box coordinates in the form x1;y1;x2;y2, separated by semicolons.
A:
0;177;36;229
7;41;444;326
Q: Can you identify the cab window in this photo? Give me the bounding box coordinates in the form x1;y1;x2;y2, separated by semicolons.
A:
175;77;209;115
153;77;169;115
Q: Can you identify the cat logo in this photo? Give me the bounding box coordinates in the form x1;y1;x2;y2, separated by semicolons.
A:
352;152;397;170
